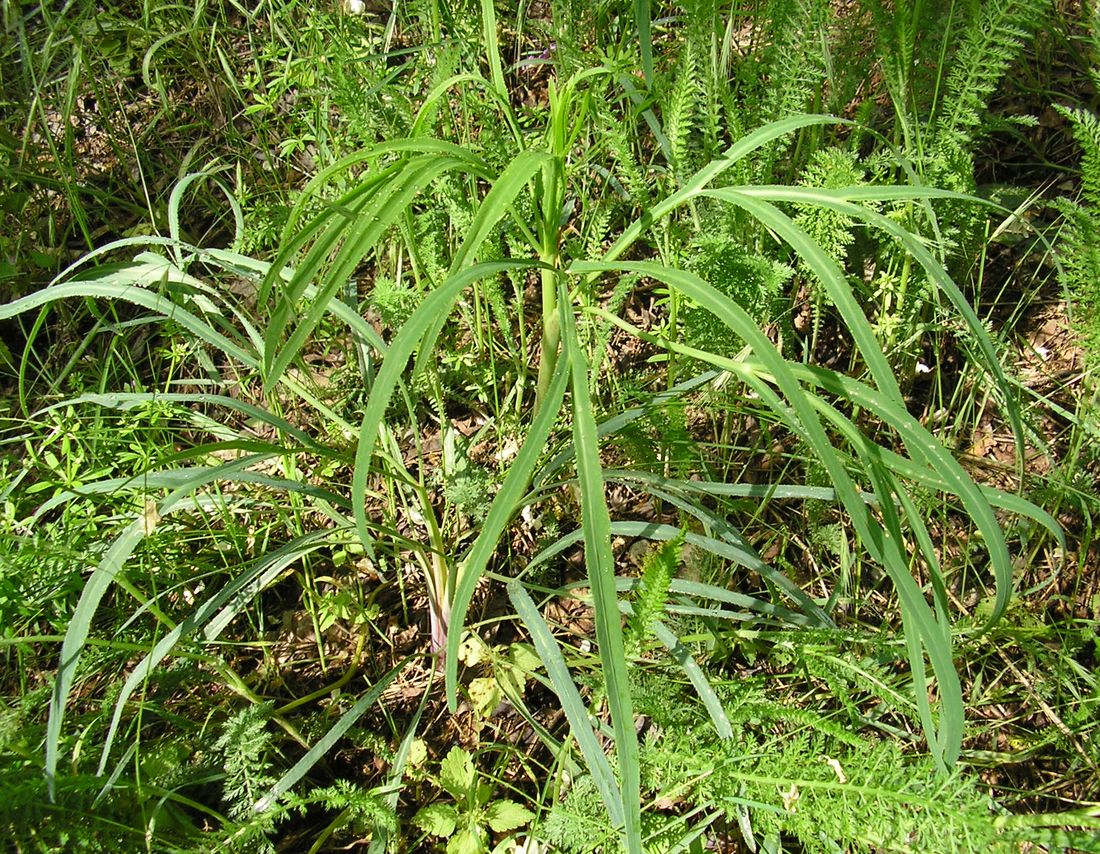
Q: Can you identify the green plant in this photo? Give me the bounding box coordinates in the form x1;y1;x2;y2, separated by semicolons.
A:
0;103;1059;854
414;746;534;854
624;530;684;658
3;2;1094;850
1055;93;1100;363
215;702;278;822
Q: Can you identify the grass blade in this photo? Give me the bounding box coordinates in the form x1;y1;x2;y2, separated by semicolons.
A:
480;0;507;99
45;490;222;798
265;154;470;388
353;149;551;547
0;275;255;368
507;581;624;828
785;361;1015;626
570;259;974;767
649;621;733;739
559;286;642;852
444;349;569;708
730;183;1026;456
97;533;333;778
635;0;653;87
602;115;844;264
702;189;903;403
252;658;411;813
537;370;720;485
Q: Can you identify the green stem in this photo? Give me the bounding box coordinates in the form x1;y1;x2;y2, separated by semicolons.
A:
209;661;309;749
534;262;561;414
275;632;367;715
412;479;450;656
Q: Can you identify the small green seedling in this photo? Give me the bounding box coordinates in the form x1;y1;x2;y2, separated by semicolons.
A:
413;746;534;854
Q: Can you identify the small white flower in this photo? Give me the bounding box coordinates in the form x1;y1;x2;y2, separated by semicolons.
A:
915;361;932;374
344;0;365;14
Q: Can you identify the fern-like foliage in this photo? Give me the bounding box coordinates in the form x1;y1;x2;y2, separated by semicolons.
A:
866;0;952;124
1064;106;1100;209
685;0;724;160
759;0;830;122
624;530;685;658
283;779;398;846
865;0;1047;281
589;270;640;394
1056;105;1100;364
792;146;872;349
703;733;1014;852
215;702;277;823
0;769;158;852
537;661;1050;852
536;774;619;853
793;146;866;268
662;42;698;180
669;666;1077;850
596;97;650;205
742;0;831;181
683;237;792;358
369;275;422;332
931;0;1050;178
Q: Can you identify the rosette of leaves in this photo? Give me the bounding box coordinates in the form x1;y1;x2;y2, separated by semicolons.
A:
413;746;534;854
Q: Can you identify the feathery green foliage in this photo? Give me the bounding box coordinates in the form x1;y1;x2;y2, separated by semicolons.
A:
663;43;698;179
1056;105;1100;363
539;668;1049;853
932;0;1051;175
216;703;278;822
624;530;685;657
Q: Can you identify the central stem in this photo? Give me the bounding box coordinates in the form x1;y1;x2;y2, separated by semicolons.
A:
534;81;572;414
534;260;561;414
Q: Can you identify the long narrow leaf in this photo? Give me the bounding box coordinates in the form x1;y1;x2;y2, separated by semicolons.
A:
480;0;507;99
265;154;471;388
729;183;1026;454
412;150;551;380
784;360;1014;625
444;351;569;708
569;260;968;766
635;0;653;86
702;189;902;403
650;621;733;739
252;658;411;813
0;279;255;368
602;115;844;264
507;581;624;828
560;286;642;852
537;370;720;485
530;522;820;626
97;533;334;778
45;490;224;797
